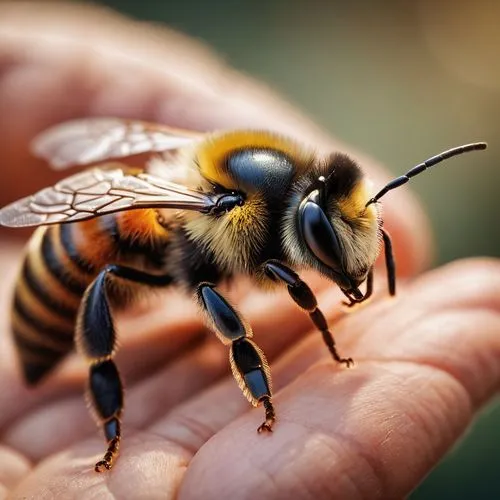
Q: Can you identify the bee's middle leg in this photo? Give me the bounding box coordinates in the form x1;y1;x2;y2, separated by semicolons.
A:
197;283;275;432
77;264;172;472
264;260;354;367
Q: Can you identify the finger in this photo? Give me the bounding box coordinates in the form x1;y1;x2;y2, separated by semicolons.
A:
174;259;500;499
0;2;430;276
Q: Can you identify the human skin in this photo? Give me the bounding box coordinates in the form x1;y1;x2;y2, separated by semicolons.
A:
0;4;499;499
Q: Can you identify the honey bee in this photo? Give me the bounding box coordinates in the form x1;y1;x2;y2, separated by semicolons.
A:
0;118;486;472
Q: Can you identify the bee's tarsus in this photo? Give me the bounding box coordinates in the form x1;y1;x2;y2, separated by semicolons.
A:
257;396;276;433
95;436;120;473
318;325;353;367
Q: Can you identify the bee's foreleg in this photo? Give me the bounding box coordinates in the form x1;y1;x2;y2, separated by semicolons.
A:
76;264;172;472
197;283;275;433
381;228;396;296
264;260;354;367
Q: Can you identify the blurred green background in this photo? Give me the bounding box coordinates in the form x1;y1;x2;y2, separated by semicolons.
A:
65;0;500;496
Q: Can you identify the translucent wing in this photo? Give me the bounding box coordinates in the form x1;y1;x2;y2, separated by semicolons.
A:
0;167;215;228
32;118;201;170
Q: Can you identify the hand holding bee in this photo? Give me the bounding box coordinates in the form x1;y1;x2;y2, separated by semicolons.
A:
0;4;499;500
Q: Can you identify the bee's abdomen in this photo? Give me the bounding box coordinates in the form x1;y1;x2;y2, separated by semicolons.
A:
11;209;170;385
12;226;90;384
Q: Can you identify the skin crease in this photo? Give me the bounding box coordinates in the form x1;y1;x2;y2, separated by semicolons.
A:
0;3;499;500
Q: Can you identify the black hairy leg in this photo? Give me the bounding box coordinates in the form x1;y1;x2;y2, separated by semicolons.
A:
197;283;276;432
264;260;354;367
76;264;172;472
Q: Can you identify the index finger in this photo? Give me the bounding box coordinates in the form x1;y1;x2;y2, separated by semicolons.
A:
0;2;430;276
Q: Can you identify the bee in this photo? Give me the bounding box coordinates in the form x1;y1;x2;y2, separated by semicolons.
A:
0;117;486;472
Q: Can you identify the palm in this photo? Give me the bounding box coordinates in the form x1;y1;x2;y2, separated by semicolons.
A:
1;4;499;499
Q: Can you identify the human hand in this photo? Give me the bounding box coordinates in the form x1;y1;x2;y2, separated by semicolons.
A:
1;4;499;499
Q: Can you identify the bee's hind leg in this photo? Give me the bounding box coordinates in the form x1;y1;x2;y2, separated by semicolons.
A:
264;260;354;367
77;264;172;472
197;283;276;432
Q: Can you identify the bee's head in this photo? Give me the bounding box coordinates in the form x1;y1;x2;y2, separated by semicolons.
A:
287;153;380;297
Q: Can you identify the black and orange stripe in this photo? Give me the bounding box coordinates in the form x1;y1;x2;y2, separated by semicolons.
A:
11;209;171;385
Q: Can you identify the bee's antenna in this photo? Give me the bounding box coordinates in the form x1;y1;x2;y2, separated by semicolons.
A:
366;142;487;207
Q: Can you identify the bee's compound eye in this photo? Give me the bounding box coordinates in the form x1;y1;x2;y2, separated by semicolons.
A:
300;201;343;271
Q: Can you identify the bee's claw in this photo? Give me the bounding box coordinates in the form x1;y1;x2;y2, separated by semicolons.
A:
257;421;274;433
340;357;354;368
342;300;357;308
95;460;111;473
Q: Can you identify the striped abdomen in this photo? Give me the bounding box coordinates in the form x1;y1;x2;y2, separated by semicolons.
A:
11;209;170;385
